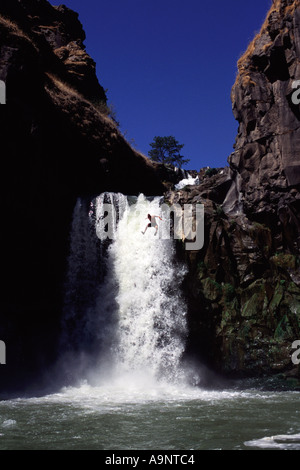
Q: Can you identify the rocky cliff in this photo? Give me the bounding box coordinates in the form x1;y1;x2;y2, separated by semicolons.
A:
230;0;300;229
1;0;300;395
168;0;300;387
0;0;179;394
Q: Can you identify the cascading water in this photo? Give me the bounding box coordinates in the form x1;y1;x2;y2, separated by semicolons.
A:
61;198;104;354
2;198;298;451
106;194;187;384
175;173;199;190
62;193;189;388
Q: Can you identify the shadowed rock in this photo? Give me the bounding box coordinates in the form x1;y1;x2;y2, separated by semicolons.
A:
0;0;179;394
166;0;300;384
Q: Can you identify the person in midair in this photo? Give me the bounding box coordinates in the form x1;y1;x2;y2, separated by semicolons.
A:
142;214;162;236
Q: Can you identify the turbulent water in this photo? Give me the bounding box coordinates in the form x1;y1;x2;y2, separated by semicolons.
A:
0;192;299;451
0;384;299;450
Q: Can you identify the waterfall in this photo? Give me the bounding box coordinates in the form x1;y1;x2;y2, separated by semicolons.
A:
62;193;188;387
175;173;199;190
107;194;187;383
62;198;103;354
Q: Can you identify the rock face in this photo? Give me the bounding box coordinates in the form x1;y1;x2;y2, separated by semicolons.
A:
0;0;179;394
0;0;174;197
169;178;300;384
229;0;300;247
166;0;300;386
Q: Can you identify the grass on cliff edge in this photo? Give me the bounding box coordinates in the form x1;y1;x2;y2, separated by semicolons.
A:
0;14;34;45
232;0;300;96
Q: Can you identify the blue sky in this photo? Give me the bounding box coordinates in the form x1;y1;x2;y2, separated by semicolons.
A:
51;0;273;170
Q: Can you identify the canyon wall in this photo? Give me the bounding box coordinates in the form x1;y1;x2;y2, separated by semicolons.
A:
0;0;177;394
169;0;300;386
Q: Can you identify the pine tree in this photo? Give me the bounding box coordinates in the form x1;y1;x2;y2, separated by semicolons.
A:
148;136;190;168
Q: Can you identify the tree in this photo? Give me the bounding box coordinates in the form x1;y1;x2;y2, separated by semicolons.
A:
148;136;190;169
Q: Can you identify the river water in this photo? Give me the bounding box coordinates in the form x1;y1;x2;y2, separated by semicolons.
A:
1;193;299;451
0;380;299;450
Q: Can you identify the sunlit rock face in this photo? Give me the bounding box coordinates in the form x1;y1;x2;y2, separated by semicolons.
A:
229;0;300;243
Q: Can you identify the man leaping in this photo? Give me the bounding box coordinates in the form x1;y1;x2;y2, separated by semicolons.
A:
142;214;162;236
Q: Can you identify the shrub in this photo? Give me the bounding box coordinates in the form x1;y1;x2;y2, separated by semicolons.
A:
205;168;218;177
223;283;236;302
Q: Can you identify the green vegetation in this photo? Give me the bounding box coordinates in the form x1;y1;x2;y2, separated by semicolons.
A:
216;205;225;217
223;283;236;302
205;167;218;177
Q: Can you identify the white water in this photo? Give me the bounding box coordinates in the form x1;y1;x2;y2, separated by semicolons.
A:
62;193;189;390
1;382;299;450
244;433;300;450
175;174;199;190
95;194;188;385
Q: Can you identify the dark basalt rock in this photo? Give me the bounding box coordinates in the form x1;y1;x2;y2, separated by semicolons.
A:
0;0;179;394
229;0;300;228
166;0;300;384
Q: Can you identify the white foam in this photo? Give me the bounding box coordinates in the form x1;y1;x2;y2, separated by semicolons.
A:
9;380;261;415
2;419;17;428
175;174;199;190
245;433;300;450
